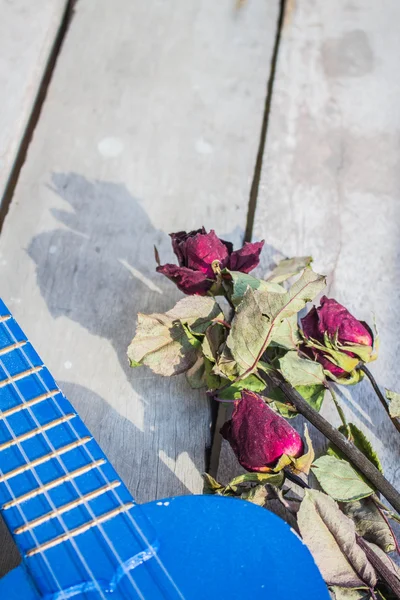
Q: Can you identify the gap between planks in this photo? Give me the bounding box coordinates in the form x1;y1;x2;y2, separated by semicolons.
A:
0;0;76;233
207;0;287;479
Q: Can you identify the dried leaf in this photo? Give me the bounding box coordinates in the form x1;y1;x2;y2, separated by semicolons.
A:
127;296;222;376
202;322;226;363
343;498;396;553
225;270;285;306
279;351;326;387
297;490;377;588
226;287;270;375
202;473;224;494
227;471;284;491
385;389;400;419
267;256;313;283
292;425;315;475
226;268;326;376
255;267;326;321
186;356;206;389
263;485;300;530
270;313;302;350
312;455;374;502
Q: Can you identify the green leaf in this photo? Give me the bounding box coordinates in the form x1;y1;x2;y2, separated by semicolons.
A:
224;270;285;306
279;351;326;387
297;490;377;588
267;256;313;283
127;296;222;376
343;498;396;553
226;268;326;377
296;384;326;412
329;587;369;600
216;374;266;400
385;389;400;419
328;423;383;474
312;455;374;502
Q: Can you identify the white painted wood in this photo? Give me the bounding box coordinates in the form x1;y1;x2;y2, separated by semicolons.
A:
0;0;68;203
0;0;279;548
218;0;400;486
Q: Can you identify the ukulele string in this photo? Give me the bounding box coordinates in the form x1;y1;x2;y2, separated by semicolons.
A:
0;325;146;600
3;318;185;599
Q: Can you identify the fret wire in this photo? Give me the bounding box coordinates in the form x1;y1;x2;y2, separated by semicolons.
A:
0;437;92;482
0;340;27;356
27;503;134;557
5;319;186;599
2;458;106;510
0;389;59;418
0;319;148;600
0;365;43;388
15;480;121;534
0;413;76;452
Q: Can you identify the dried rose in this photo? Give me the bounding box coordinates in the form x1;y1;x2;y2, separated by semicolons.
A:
220;390;304;472
156;227;264;295
301;296;376;383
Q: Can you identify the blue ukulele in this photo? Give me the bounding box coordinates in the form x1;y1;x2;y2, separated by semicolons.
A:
0;300;328;599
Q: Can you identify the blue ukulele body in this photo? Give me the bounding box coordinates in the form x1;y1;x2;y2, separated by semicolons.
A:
0;300;328;599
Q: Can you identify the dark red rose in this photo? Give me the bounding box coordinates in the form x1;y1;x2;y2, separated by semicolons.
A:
220;390;304;472
301;296;374;380
157;227;264;295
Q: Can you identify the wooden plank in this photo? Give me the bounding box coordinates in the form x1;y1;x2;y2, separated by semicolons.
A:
219;0;400;484
0;0;279;574
0;0;68;204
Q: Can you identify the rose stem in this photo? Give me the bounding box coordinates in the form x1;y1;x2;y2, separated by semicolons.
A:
260;368;400;514
357;535;400;599
359;364;400;435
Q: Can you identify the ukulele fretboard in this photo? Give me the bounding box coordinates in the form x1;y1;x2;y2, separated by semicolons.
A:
0;300;163;599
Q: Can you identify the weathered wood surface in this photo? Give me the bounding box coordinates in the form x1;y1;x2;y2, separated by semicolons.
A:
219;0;400;486
0;0;68;204
0;0;279;576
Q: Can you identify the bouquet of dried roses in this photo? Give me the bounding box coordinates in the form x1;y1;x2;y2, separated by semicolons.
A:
128;227;400;600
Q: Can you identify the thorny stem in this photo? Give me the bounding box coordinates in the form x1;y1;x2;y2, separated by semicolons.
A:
328;384;348;428
360;364;400;435
259;364;400;515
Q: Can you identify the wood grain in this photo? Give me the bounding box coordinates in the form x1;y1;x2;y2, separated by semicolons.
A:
219;0;400;484
0;0;279;576
0;0;68;205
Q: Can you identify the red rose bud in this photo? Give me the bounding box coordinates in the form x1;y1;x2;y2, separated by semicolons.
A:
301;296;375;381
157;227;264;295
220;390;304;472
